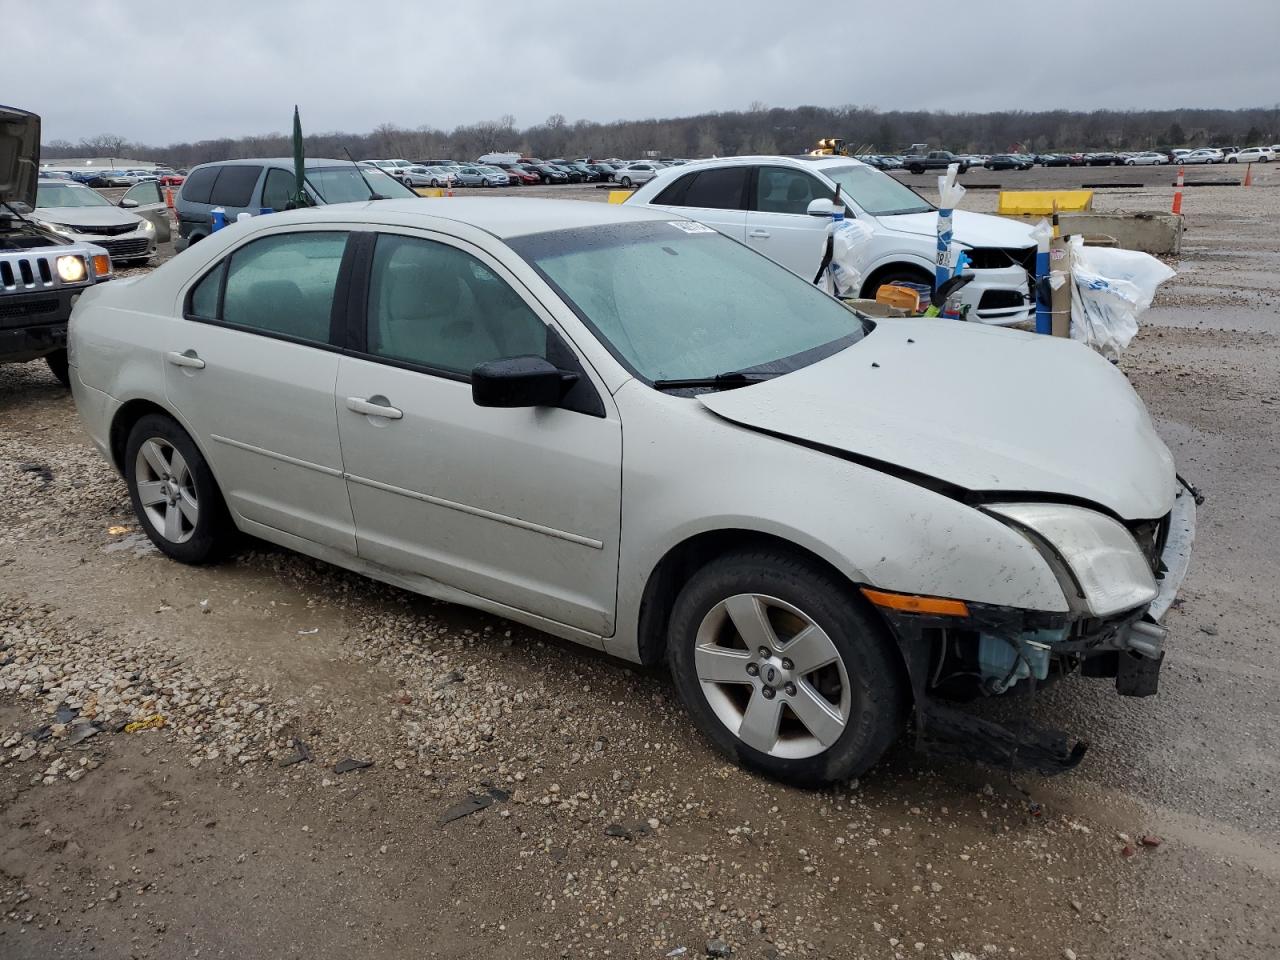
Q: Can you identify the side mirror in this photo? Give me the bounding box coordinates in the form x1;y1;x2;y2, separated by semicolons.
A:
120;198;139;208
472;356;578;408
806;198;834;217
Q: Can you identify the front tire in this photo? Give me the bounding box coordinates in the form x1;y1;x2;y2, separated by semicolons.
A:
125;413;235;564
667;550;907;786
44;348;70;387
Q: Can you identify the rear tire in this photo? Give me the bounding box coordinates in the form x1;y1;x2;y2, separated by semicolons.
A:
620;176;632;187
667;550;908;786
45;349;70;387
125;413;235;564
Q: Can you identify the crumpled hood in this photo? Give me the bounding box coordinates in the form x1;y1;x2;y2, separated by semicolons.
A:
0;105;40;210
34;205;139;229
879;209;1035;248
698;319;1175;520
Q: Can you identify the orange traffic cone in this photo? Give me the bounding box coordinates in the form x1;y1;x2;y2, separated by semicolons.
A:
1172;165;1184;214
1243;163;1253;187
164;185;175;209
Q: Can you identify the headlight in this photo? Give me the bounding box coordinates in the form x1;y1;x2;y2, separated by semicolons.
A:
34;219;73;237
984;503;1157;617
138;218;156;233
55;255;88;283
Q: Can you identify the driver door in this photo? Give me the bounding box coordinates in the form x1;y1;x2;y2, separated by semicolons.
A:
120;180;171;243
335;231;622;637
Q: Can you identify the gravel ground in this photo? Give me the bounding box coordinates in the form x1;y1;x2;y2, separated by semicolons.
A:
1;167;1278;959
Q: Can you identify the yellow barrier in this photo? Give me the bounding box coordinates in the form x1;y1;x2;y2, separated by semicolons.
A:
414;187;445;198
608;190;632;204
997;190;1094;216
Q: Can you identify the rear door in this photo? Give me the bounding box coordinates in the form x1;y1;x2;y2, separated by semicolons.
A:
164;227;357;551
744;165;835;279
646;166;749;244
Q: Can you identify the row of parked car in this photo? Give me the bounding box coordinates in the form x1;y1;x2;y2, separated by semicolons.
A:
39;166;188;187
878;146;1279;173
359;157;686;188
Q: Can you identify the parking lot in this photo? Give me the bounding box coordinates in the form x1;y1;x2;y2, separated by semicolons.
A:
2;166;1279;960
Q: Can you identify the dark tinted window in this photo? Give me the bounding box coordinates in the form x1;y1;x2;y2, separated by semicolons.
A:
221;232;348;342
208;165;263;208
180;166;218;204
653;173;693;206
260;168;294;212
366;234;546;376
678;168;748;210
187;261;224;319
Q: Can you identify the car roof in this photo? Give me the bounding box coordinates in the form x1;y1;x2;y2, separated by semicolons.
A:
244;196;675;240
675;154;869;171
191;157;369;170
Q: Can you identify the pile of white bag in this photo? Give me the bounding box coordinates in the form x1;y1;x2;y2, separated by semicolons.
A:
1068;237;1175;359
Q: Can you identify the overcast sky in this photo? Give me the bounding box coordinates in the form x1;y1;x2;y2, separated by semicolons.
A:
6;0;1278;145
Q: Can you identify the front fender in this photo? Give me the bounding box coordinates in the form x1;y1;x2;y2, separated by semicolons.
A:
607;382;1068;662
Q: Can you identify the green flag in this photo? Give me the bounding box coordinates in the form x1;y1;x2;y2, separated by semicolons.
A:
290;105;306;208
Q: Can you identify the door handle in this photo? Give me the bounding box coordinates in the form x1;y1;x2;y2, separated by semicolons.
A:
346;396;403;420
749;229;771;239
166;350;205;369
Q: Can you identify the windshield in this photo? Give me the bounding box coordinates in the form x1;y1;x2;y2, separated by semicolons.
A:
510;221;870;385
306;166;416;203
36;183;111;208
822;164;933;216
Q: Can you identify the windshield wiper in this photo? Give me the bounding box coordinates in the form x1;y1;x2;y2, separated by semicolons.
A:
651;371;779;392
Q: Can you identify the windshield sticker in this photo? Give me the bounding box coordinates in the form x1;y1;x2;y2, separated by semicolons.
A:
667;221;715;234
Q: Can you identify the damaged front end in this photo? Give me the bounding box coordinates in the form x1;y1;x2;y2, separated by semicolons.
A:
869;478;1198;774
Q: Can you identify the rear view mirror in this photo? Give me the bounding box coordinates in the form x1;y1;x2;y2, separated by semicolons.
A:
472;356;578;408
806;198;834;217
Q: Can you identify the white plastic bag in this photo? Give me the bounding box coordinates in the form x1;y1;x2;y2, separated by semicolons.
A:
1069;237;1174;359
828;218;874;297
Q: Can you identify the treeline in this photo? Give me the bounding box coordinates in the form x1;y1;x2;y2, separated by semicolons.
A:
42;104;1280;166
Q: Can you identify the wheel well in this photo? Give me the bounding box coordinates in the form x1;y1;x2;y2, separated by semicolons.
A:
108;399;171;473
858;261;933;300
637;529;864;667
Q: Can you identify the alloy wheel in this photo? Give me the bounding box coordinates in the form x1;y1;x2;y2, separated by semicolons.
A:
694;593;851;759
134;437;199;543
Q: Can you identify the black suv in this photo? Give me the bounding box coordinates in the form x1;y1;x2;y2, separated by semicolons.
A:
1;105;111;385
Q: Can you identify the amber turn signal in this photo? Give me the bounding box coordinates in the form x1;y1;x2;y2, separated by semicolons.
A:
92;254;112;278
861;587;970;617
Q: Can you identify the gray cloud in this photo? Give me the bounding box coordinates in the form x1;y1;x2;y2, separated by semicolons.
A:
6;0;1279;144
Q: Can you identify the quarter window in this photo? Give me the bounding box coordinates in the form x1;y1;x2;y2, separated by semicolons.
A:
673;168;749;210
220;232;348;342
187;261;225;320
753;166;832;215
366;234;547;376
208;165;263;208
179;166;218;204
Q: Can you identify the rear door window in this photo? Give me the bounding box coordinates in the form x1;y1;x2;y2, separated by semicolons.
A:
208;165;263;208
219;231;349;343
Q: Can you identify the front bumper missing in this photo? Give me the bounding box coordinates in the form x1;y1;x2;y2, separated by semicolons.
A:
877;478;1199;774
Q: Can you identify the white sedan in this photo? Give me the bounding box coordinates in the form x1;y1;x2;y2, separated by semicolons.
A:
1124;152;1168;165
1181;149;1223;164
612;162;663;186
68;198;1195;784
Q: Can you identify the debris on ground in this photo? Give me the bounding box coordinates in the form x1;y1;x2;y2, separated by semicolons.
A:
333;757;373;775
279;738;313;767
438;785;510;824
